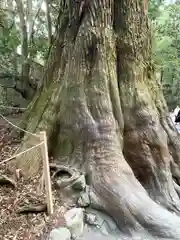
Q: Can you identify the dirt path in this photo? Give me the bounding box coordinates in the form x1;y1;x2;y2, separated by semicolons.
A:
0;113;79;239
0;114;46;239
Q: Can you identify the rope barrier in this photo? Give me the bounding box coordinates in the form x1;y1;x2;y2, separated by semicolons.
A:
0;105;26;110
0;141;44;165
0;113;39;138
0;105;54;214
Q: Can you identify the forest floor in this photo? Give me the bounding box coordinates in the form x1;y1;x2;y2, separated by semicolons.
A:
0;112;69;240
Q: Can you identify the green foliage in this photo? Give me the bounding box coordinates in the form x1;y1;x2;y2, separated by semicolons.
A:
149;0;164;20
0;25;20;54
0;1;52;67
31;36;49;60
0;2;51;104
0;8;7;28
150;1;180;108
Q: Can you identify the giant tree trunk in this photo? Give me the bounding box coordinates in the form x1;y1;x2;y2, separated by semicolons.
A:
18;0;180;239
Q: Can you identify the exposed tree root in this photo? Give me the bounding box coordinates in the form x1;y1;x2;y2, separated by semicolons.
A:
122;111;180;212
50;163;80;189
174;180;180;197
50;163;76;179
0;175;16;188
17;204;47;214
78;117;180;239
89;174;180;239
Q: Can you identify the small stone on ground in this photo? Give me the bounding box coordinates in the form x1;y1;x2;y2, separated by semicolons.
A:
64;207;84;239
49;227;71;240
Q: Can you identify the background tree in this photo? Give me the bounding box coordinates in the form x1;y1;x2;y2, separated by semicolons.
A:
15;0;180;239
150;1;180;108
0;0;58;107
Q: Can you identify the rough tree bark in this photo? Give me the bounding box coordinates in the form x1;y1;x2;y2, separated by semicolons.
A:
18;0;180;239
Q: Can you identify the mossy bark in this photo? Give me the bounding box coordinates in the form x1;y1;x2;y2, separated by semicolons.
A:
17;0;180;238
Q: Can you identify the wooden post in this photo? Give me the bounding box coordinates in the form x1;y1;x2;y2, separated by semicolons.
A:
40;131;53;215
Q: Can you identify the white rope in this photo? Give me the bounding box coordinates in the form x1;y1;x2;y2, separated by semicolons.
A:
0;113;39;138
0;105;26;110
0;141;44;165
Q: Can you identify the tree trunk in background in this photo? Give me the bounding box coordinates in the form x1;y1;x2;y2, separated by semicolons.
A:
6;0;18;73
18;0;180;238
27;0;33;41
15;0;36;100
15;0;30;99
45;0;52;47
